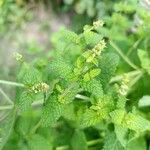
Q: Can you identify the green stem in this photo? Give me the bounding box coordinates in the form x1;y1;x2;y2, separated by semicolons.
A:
0;87;14;104
0;80;25;87
0;105;14;111
75;94;90;101
56;138;102;150
110;70;143;83
127;38;142;56
110;41;139;70
30;120;42;135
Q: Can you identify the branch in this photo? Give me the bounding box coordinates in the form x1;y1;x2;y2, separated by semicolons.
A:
110;41;139;70
0;88;14;104
56;138;102;150
0;80;25;87
110;70;143;83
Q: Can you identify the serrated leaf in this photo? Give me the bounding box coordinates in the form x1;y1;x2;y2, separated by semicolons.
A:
41;94;64;127
61;29;80;43
18;63;42;86
110;109;126;125
137;49;150;75
103;131;124;150
80;109;103;128
0;109;16;150
17;91;35;111
110;110;150;132
115;125;128;147
125;113;150;132
28;134;52;150
71;130;88;150
90;68;101;78
49;57;72;80
83;30;102;46
81;79;103;99
58;83;80;104
99;53;119;88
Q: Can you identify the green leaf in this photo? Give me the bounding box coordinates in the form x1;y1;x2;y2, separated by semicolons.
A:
61;29;80;43
90;68;101;78
58;83;80;104
71;130;88;150
83;30;102;46
138;95;150;107
103;131;124;150
126;137;146;150
81;79;103;99
0;110;16;150
80;109;103;128
137;49;150;75
115;125;128;147
28;134;52;150
18;63;42;86
110;109;150;132
124;113;150;132
17;91;35;111
41;94;64;127
49;57;72;80
99;53;119;88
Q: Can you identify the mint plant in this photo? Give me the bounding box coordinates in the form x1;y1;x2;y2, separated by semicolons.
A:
0;20;150;150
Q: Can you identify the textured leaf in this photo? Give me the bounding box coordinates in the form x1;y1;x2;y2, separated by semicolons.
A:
81;79;103;99
49;57;72;80
99;53;119;88
28;134;52;150
110;109;150;132
115;125;128;147
41;94;64;127
61;29;80;43
18;63;42;86
83;30;102;46
0;110;16;150
71;130;88;150
103;131;124;150
80;109;102;128
137;49;150;75
58;82;80;104
17;91;35;111
124;113;150;132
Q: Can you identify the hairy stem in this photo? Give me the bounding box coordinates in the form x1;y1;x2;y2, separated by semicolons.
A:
110;70;143;83
0;105;14;111
0;80;25;87
110;41;139;70
0;88;14;104
56;138;102;150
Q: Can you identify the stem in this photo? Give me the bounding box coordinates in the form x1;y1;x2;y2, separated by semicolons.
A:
56;145;69;150
110;70;143;83
110;41;139;70
0;105;14;111
56;138;102;150
0;80;25;87
128;72;143;88
127;38;142;56
0;88;14;104
87;139;102;146
30;120;42;134
75;94;90;101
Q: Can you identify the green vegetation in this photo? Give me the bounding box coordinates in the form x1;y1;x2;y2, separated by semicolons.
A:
0;0;150;150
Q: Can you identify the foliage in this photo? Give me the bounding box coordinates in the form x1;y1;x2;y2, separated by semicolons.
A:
0;19;150;150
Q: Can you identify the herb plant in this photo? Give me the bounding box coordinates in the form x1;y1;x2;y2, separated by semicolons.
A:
0;20;150;150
